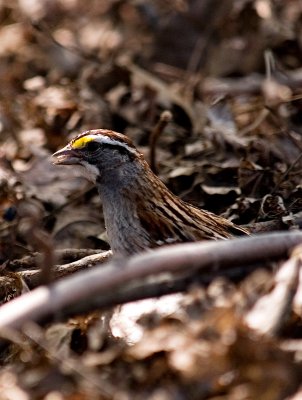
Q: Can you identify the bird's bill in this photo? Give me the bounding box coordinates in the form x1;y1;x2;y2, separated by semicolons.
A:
52;146;80;165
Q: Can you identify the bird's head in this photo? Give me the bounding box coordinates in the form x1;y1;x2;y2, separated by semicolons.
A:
52;129;141;183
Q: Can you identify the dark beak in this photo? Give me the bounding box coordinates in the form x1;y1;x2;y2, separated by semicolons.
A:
52;145;80;165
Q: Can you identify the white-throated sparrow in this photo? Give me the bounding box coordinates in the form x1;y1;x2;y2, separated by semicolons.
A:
53;129;249;255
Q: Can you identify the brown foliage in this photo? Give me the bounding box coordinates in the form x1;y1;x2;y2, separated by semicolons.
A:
0;1;302;399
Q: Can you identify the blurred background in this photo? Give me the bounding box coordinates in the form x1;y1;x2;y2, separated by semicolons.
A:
1;0;302;261
1;2;302;399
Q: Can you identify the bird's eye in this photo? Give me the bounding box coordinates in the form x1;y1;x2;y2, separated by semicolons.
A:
85;141;101;152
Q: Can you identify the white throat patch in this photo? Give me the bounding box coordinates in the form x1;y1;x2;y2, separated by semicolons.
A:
69;162;99;183
81;161;100;183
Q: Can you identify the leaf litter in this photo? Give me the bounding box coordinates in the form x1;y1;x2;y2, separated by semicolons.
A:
0;1;302;399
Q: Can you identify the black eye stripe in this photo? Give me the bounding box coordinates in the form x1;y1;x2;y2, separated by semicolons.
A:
85;141;101;152
84;141;135;161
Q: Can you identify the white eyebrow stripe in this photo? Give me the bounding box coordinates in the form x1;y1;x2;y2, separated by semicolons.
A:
71;133;137;154
92;135;137;154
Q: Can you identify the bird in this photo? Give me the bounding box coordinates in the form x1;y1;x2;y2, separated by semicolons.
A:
52;129;249;255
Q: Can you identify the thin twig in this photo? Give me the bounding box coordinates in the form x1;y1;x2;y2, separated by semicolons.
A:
18;203;55;286
19;251;112;288
10;248;106;271
149;110;172;173
271;152;302;194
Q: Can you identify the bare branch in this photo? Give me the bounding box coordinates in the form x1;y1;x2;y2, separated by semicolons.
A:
10;248;103;271
149;110;172;173
0;232;301;332
19;251;112;288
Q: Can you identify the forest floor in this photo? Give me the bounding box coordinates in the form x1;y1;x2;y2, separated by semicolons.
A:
1;1;302;399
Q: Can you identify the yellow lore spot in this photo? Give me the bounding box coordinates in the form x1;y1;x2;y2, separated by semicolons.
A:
72;135;95;149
